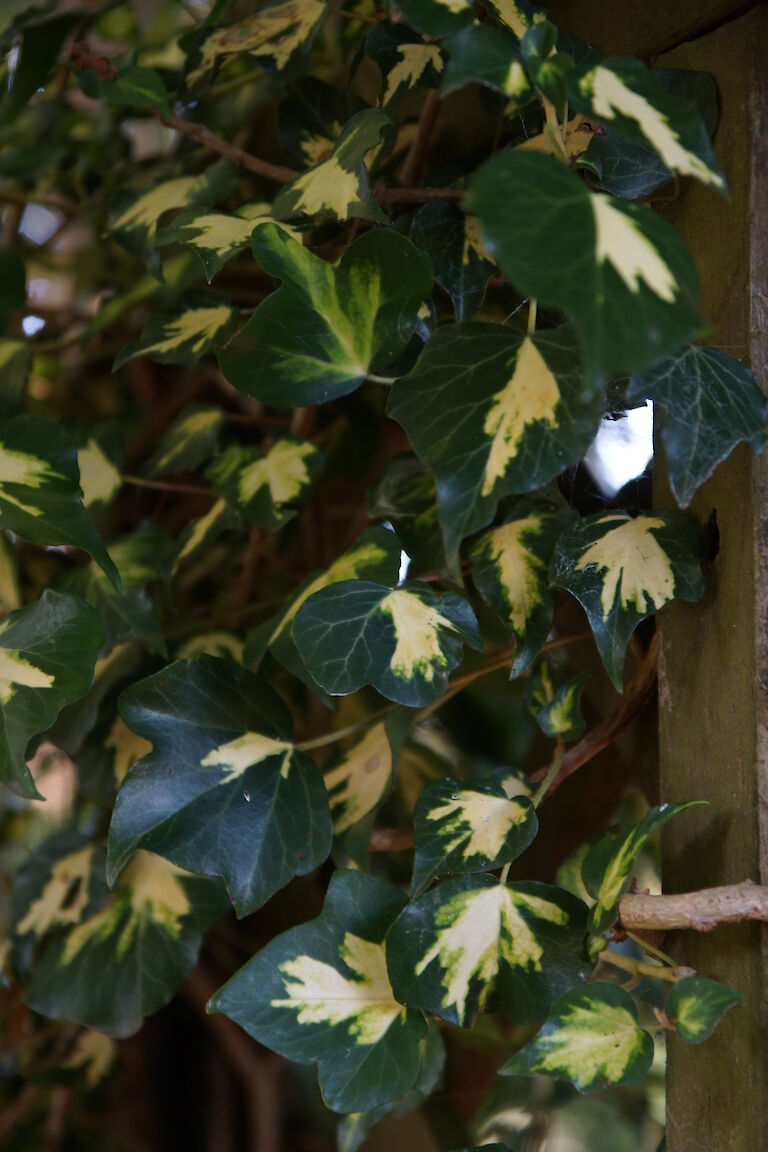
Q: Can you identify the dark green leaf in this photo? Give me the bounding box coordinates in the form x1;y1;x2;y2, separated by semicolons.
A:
466;151;701;382
442;24;531;99
410;201;495;321
667;975;742;1043
210;870;426;1112
219;224;432;407
550;511;704;689
502;982;654;1091
411;778;537;895
0;590;103;796
388;324;602;570
141;404;225;478
392;0;473;38
583;801;704;933
293;580;482;707
627;345;768;507
387;874;589;1027
107;657;333;917
524;660;587;741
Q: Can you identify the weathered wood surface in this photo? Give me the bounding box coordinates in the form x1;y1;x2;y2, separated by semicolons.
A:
548;2;768;1147
653;9;768;1149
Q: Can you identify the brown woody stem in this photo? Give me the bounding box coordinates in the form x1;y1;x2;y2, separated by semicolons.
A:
618;881;768;932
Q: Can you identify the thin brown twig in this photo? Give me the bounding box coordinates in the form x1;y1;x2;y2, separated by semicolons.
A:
122;474;213;497
529;636;658;795
400;88;441;188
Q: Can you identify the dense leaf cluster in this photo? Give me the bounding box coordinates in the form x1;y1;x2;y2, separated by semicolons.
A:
0;1;762;1149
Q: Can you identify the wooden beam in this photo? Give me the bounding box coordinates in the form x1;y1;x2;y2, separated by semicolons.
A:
652;9;768;1147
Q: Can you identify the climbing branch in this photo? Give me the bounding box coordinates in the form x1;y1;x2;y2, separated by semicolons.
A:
618;880;768;932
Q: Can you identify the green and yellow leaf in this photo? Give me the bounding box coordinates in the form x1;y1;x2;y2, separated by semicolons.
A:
18;842;225;1036
525;660;587;741
550;511;704;689
0;338;31;417
388;325;602;570
0;591;103;797
442;24;532;101
0;416;118;585
157;203;300;281
583;801;704;933
471;501;573;673
411;778;537;895
107;656;332;917
219;224;432;407
667;975;742;1044
294;580;482;707
210;870;425;1113
114;300;238;369
410;201;495;321
501;982;654;1092
62;1029;118;1088
142;404;225;478
173;497;238;572
324;712;410;835
570;58;725;191
387;875;589;1027
273;109;390;223
466;151;701;382
109;159;237;267
75;427;122;514
366;22;443;108
207;436;321;530
188;1;328;86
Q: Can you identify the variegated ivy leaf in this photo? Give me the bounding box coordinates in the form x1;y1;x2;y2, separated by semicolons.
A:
58;523;174;656
628;345;768;508
466;152;701;382
17;840;226;1037
388;325;603;571
114;299;238;369
246;526;402;687
273;109;390;224
207;436;321;531
501;982;654;1092
173;497;238;573
78;711;153;808
410;201;495;322
367;454;444;574
366;22;444;108
524;660;587;742
411;778;537;896
336;1018;445;1152
62;1029;118;1088
157;203;299;282
0;590;103;797
142;404;225;479
470;501;574;675
13;831;108;946
484;0;545;39
666;976;742;1044
555;842;593;907
324;711;411;835
278;76;367;167
550;511;704;689
0;338;31;417
108;159;237;268
569;58;725;192
0;416;118;586
294;580;482;707
583;801;704;933
175;631;244;663
210;869;426;1113
187;1;328;87
392;0;473;38
74;423;123;514
387;875;589;1027
220;224;432;407
107;657;332;917
441;24;532;101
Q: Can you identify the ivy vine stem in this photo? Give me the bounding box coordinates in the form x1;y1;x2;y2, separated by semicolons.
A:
531;740;564;808
598;948;682;984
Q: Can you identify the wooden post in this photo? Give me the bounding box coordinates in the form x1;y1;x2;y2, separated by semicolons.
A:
653;11;768;1148
546;3;768;1145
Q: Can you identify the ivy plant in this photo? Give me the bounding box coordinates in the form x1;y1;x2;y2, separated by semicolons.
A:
0;2;765;1149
